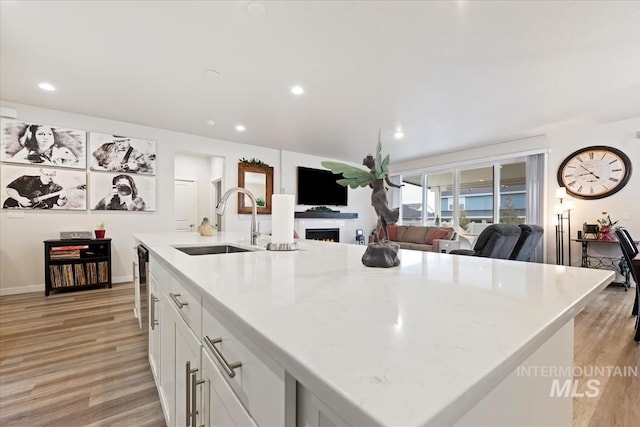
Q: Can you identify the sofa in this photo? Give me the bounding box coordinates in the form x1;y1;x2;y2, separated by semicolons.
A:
373;225;457;252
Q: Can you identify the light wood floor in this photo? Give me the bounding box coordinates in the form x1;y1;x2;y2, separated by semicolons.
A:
0;283;637;426
0;283;165;427
573;285;639;427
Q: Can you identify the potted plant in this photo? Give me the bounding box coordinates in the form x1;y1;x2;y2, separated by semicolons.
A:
95;222;106;239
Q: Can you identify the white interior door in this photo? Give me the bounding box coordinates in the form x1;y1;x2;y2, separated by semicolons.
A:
175;179;197;231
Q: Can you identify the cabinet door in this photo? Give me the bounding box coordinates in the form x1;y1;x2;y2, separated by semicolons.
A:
175;312;202;427
201;349;256;427
160;294;177;427
149;275;162;383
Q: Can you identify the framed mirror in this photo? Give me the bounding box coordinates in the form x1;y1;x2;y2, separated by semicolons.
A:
238;162;273;214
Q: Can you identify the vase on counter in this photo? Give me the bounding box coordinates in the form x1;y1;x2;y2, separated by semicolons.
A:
197;217;216;236
598;226;613;241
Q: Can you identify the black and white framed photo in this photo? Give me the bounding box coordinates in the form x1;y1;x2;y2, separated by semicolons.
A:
89;172;156;211
1;165;87;210
89;132;156;175
1;119;87;169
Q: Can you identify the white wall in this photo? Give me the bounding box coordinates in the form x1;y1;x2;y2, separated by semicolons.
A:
281;150;377;244
392;117;640;266
0;102;376;294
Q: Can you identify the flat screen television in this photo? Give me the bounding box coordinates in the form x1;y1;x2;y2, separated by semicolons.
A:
297;166;348;206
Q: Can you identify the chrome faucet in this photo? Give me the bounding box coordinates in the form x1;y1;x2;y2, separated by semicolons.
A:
216;187;259;245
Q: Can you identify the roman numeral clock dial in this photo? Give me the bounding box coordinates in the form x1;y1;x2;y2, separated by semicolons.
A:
557;146;632;199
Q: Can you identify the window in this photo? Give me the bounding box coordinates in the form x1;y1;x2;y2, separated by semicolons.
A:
391;153;545;261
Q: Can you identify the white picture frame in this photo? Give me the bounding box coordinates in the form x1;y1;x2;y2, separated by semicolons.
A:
1;119;87;169
89;172;156;211
1;165;87;210
89;132;156;175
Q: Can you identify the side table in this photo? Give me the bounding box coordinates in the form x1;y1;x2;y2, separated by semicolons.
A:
573;238;639;290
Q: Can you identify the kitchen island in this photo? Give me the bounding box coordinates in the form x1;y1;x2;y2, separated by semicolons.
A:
135;231;614;426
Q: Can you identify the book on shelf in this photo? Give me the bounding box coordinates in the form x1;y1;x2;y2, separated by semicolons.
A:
86;262;98;284
50;249;81;259
50;245;89;251
98;261;109;283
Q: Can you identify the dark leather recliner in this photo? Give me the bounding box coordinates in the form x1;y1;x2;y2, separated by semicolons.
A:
509;224;544;261
450;224;522;259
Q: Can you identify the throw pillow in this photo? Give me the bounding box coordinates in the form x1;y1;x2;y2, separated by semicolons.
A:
404;226;429;244
426;228;451;245
377;224;398;240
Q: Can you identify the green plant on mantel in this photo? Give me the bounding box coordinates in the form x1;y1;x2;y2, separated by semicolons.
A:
239;157;270;168
306;206;335;212
96;222;105;230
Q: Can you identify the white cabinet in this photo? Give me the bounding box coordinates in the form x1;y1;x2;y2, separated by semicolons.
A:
202;301;287;427
148;274;162;382
201;348;257;427
159;291;176;426
174;304;202;427
150;253;291;427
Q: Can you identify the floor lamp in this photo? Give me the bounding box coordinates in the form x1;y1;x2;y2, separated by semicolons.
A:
554;187;573;266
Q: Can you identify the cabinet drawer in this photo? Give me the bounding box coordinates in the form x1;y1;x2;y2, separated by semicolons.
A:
202;302;285;427
202;349;257;427
150;259;202;338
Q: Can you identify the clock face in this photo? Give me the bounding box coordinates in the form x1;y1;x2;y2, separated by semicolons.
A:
557;146;632;199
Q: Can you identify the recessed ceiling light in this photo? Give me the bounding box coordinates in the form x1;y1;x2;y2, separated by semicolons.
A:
291;85;304;96
38;82;56;92
235;124;246;132
394;131;404;139
247;3;266;16
205;69;219;77
206;119;216;126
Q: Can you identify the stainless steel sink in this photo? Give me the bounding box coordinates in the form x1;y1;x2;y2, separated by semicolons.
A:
174;245;253;255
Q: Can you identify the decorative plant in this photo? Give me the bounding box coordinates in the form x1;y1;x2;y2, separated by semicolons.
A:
307;206;333;212
239;157;270;168
96;222;105;230
256;197;266;207
596;212;619;228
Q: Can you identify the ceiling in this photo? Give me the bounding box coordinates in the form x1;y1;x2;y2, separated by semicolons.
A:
1;1;639;164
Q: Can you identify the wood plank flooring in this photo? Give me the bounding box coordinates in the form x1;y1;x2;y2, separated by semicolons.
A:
0;284;165;427
573;286;639;427
0;282;637;426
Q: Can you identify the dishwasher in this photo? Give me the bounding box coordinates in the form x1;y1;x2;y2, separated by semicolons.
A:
134;244;149;332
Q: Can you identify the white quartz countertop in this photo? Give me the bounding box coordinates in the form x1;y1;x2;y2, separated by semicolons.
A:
135;232;614;426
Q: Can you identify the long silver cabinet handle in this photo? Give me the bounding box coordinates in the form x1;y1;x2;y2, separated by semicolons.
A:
185;361;199;425
204;335;242;378
191;371;204;427
169;292;189;309
150;294;159;330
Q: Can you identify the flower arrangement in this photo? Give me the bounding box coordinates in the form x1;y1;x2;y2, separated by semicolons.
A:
596;212;619;228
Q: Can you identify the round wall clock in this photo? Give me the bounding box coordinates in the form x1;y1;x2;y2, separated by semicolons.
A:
557;145;632;199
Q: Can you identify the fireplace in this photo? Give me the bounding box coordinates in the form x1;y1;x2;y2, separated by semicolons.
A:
306;228;340;242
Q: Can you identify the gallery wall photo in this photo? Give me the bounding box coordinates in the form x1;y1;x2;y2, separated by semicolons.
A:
1;119;87;169
89;172;156;211
1;165;87;210
89;132;156;175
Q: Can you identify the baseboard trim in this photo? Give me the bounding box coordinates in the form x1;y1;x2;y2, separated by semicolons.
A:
0;275;133;296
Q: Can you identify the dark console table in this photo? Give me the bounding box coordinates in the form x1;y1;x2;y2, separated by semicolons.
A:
573;238;638;290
